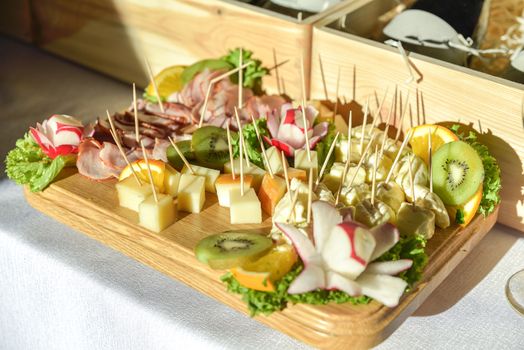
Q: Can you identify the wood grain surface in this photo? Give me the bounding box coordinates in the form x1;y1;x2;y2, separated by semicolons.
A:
310;26;524;233
24;173;498;349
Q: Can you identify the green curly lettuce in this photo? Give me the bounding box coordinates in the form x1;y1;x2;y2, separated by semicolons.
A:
5;133;75;192
221;235;428;316
231;118;269;169
313;123;337;173
450;125;501;216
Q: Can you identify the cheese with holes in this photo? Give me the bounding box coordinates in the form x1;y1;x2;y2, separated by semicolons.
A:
116;176;153;212
215;174;254;207
177;173;205;213
139;193;176;232
230;188;262;224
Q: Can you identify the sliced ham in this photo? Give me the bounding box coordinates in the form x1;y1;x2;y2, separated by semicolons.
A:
152;138;170;162
99;142;127;170
77;139;118;180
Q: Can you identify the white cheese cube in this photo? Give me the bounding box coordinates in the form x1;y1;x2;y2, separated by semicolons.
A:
265;146;286;174
215;174;253;207
229;188;262;224
116;176;153;212
164;164;181;197
177;174;206;213
139;193;176;233
223;158;266;191
294;149;318;181
182;164;220;193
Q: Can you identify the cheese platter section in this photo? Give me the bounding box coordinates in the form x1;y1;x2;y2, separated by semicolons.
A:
7;48;501;349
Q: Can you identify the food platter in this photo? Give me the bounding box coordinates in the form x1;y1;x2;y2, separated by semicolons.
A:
24;171;498;349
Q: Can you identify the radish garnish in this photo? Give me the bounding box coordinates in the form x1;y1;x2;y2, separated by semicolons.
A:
365;259;413;276
356;273;408;307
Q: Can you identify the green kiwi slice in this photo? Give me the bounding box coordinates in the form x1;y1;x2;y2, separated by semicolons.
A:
191;126;231;170
195;231;273;270
166;140;195;171
432;140;484;206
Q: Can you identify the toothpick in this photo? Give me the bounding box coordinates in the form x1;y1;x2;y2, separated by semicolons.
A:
300;55;311;161
371;145;378;206
385;129;413;183
348;133;376;188
371;87;389;128
109;129;142;186
199;61;254;128
316;132;340;187
226;124;235;180
286;188;300;223
133;83;139;142
234;107;250;168
478;119;483;134
239;120;245;197
273;48;281;95
379;97;395;159
168;136;194;174
268;59;289;72
238;48;243;109
319;54;328;100
281;151;291;201
395;91;410;142
145;58;164;113
360;97;370;152
335;111;353;205
307;168;313;224
281;76;286;96
140;140;158;203
408;154;415;205
428;128;433;193
333;66;341;117
251;114;273;177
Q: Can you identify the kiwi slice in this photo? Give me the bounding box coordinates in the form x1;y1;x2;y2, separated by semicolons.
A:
432;140;484;206
166;140;195;171
191;126;231;170
195;231;273;270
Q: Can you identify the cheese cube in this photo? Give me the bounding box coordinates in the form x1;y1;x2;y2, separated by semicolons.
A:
116;176;153;212
164;164;181;197
223;158;266;191
278;166;307;183
258;173;287;215
230;188;262;224
294;149;318;181
215;174;253;207
265;146;286;174
182;164;220;193
139;193;176;233
177;174;206;213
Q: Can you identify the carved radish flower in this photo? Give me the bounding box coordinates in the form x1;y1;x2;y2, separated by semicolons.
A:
30;115;84;159
264;103;329;156
276;201;412;307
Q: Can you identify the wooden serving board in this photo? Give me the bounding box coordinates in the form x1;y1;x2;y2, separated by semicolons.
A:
24;172;498;349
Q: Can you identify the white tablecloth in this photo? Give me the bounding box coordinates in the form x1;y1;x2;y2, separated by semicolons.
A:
1;36;524;350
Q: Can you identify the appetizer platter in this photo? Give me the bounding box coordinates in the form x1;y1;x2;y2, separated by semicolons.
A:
7;48;501;349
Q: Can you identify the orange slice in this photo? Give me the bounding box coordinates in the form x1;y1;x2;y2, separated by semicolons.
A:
145;65;185;101
230;245;297;292
447;185;483;227
119;159;166;192
409;124;459;164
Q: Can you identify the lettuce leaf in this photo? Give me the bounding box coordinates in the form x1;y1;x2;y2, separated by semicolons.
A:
450;125;501;216
313;123;337;172
5;133;75;192
231;118;269;169
221;235;428;316
221;48;268;95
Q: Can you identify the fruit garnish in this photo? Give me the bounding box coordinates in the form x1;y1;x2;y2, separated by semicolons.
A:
447;185;483;227
191;126;230;170
167;140;195;171
119;159;166;192
432;140;484;206
145;65;185;102
230;245;297;292
409;124;458;164
195;231;273;270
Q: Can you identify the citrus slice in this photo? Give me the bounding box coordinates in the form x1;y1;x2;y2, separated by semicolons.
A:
230;245;297;292
145;65;186;101
447;185;483;227
409;124;459;164
119;159;166;192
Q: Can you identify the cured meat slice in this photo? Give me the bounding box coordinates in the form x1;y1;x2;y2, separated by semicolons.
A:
77;139;118;180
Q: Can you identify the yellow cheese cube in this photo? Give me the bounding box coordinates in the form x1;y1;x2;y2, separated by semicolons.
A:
229;188;262;224
215;174;253;207
265;146;286;174
223;158;266;191
138;193;176;233
164;164;181;197
294;149;318;181
182;164;220;193
116;176;153;212
177;173;206;213
258;173;287;215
